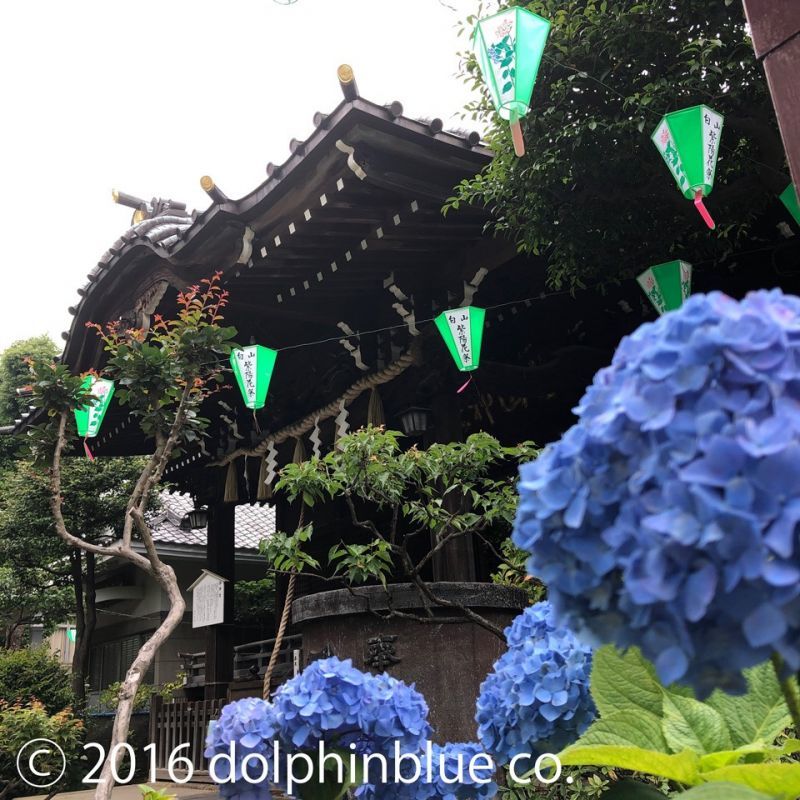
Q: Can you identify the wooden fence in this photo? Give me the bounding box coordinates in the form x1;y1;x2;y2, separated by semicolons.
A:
149;696;224;782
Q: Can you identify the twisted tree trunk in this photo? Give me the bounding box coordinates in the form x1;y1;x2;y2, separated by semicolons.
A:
48;395;191;800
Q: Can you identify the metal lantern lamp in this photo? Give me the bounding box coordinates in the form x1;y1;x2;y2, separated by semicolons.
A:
398;407;433;438
473;6;551;157
182;507;209;530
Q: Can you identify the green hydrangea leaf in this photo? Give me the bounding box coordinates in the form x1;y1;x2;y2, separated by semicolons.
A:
558;744;700;785
698;743;779;771
591;645;665;718
579;711;668;751
662;692;732;755
706;662;792;748
700;763;800;799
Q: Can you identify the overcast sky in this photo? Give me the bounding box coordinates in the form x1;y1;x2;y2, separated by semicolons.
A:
0;0;486;353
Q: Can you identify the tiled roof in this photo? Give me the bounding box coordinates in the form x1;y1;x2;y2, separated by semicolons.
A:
149;491;274;552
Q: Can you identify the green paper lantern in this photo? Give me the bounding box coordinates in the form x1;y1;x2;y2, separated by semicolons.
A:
652;105;723;230
434;306;486;372
637;260;692;315
473;6;551;157
230;345;278;410
74;375;115;438
780;183;800;226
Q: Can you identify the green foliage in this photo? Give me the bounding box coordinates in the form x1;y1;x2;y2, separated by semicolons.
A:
0;700;83;797
28;273;237;458
234;577;277;628
99;674;184;713
0;455;151;550
0;335;57;425
261;524;321;573
0;456;152;644
448;0;784;291
264;428;538;592
329;539;394;588
138;785;176;800
500;765;621;799
558;646;800;797
0;647;74;714
0;567;72;647
491;538;546;604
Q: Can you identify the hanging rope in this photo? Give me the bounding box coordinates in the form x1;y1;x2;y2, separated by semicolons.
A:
223;461;239;503
292;436;307;464
213;340;421;466
256;455;272;501
262;572;296;697
367;386;386;427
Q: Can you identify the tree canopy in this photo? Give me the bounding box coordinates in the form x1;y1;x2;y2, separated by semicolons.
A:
0;335;57;425
448;0;787;291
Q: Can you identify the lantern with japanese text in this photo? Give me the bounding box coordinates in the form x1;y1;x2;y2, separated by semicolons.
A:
651;105;724;230
473;7;551;157
230;345;278;410
74;375;115;439
434;306;486;372
780;183;800;227
637;260;692;315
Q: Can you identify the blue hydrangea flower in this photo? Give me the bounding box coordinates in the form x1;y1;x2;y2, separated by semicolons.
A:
273;656;431;756
204;697;282;792
357;742;498;800
476;602;594;766
513;290;800;696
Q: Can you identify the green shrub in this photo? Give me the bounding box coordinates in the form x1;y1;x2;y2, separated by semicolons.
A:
0;647;74;714
0;700;83;797
99;674;185;712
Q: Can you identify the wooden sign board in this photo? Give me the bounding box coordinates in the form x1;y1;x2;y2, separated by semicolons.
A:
188;569;227;629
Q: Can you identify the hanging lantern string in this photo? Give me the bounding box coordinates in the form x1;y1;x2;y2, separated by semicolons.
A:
192;287;575;373
194;238;797;374
539;52;789;182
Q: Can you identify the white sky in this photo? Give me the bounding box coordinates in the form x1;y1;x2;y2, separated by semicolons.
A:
0;0;485;352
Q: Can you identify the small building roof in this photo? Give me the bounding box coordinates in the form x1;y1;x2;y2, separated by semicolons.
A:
150;491;274;552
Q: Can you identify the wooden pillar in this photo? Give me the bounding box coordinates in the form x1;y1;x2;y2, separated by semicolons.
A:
204;502;235;700
741;1;800;187
427;391;476;582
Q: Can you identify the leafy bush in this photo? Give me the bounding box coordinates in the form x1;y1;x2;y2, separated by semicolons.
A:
558;647;799;798
100;674;184;712
0;647;74;714
0;700;83;797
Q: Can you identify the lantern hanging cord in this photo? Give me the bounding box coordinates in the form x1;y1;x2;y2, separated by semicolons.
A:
194;237;797;371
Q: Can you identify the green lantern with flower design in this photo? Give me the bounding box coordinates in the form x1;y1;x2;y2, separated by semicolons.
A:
473;7;551;157
637;260;692;315
651;105;724;230
74;375;115;438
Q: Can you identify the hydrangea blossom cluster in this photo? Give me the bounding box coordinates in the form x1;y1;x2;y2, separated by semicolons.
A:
204;697;282;798
513;290;800;695
205;659;431;800
273;657;431;755
476;602;594;765
358;742;498;800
